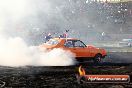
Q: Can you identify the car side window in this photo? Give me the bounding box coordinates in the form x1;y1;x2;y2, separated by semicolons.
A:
64;40;74;48
74;40;86;48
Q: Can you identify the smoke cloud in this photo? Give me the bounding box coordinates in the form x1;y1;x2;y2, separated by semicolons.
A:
0;0;131;66
0;0;76;67
0;35;76;66
0;0;107;45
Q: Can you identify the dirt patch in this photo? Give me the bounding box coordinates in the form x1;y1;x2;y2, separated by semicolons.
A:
0;65;131;88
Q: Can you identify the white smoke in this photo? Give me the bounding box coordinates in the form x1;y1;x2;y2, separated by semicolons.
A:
0;35;76;67
0;0;76;67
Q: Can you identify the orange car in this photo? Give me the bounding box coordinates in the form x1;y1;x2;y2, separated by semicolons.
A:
40;38;107;63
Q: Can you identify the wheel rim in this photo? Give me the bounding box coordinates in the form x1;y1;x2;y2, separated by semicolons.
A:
97;56;101;62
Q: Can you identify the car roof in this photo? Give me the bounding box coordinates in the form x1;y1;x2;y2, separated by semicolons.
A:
53;38;79;41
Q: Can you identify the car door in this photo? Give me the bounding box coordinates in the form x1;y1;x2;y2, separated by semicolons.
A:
63;40;75;53
73;40;90;57
64;40;90;57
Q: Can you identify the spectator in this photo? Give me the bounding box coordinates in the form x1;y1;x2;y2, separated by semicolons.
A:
59;33;67;38
45;33;52;42
101;32;106;41
59;34;64;38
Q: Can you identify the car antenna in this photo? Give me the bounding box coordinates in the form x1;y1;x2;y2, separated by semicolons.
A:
65;29;69;41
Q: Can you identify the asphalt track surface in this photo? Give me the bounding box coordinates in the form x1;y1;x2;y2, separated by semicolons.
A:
0;52;132;88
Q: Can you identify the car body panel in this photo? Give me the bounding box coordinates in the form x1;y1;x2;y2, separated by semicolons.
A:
40;38;107;59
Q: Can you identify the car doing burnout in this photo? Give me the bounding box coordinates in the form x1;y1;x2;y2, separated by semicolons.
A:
40;38;107;63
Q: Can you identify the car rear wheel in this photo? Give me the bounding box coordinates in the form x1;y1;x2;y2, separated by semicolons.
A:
93;54;102;63
77;59;84;63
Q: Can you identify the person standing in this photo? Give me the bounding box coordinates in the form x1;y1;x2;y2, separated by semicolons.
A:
45;33;52;42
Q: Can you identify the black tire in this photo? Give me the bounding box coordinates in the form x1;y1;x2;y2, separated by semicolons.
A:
93;54;102;63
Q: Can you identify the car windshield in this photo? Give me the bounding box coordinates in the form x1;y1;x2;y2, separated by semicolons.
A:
46;39;59;45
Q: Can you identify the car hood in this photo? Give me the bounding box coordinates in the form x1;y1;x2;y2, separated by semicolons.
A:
39;43;56;49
